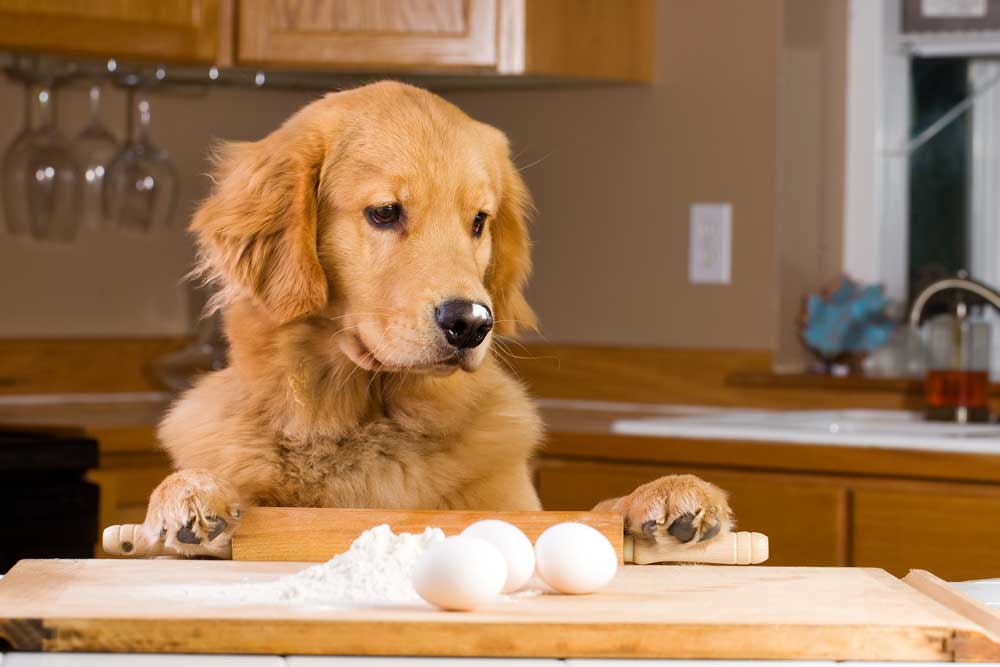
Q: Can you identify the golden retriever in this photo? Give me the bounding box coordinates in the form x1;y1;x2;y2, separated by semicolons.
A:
125;81;732;558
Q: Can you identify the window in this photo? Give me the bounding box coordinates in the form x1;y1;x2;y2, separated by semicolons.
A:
845;0;1000;374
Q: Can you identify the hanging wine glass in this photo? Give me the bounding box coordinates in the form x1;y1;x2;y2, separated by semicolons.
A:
104;88;178;234
72;84;119;231
1;79;33;237
22;82;82;242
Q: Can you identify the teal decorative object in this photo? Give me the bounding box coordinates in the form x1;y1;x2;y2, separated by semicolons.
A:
801;276;897;368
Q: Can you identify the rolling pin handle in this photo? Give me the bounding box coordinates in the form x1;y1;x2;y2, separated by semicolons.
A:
103;523;160;557
625;531;769;565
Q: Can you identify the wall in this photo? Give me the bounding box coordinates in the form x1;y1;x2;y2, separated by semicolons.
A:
450;0;784;349
0;82;319;336
772;0;849;372
0;1;845;360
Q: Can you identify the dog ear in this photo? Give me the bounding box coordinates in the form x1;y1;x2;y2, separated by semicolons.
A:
487;155;537;337
190;113;329;325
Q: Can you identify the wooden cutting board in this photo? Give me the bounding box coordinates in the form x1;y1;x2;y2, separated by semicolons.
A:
2;560;1000;660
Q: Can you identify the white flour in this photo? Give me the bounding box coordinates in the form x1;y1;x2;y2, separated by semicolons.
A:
153;523;542;608
252;524;445;605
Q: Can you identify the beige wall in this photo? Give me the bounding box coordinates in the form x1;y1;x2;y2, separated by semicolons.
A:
0;0;846;359
772;0;848;371
450;0;784;349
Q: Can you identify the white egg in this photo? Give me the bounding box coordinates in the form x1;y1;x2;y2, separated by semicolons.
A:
534;522;618;594
461;519;536;593
412;535;507;610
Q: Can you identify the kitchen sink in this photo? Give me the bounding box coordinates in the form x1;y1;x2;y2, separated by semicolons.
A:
611;409;1000;453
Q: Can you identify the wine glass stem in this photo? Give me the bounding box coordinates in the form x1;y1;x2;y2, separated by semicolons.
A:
133;91;152;142
21;81;31;131
125;87;134;142
35;83;54;128
88;84;101;125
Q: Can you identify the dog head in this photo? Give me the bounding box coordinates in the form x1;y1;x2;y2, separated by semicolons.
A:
192;81;534;375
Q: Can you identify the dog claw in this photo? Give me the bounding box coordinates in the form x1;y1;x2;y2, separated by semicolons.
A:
177;519;202;545
699;522;721;542
207;516;228;541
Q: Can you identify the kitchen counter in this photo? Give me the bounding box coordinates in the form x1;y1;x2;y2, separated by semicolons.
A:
7;393;1000;483
0;392;172;429
535;398;1000;485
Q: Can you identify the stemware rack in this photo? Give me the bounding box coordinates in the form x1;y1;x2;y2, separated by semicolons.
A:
0;52;375;244
0;52;502;94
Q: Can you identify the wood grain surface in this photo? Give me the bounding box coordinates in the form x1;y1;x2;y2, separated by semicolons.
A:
232;507;624;562
523;0;655;81
854;487;1000;581
536;459;847;567
0;0;223;63
238;0;498;70
2;560;998;659
904;568;1000;654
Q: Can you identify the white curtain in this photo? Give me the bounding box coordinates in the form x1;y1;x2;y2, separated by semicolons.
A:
968;59;1000;377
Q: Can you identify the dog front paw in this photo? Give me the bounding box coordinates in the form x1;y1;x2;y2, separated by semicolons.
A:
143;469;243;558
619;474;733;545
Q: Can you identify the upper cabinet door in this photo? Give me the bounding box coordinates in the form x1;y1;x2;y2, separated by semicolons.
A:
0;0;226;63
238;0;498;71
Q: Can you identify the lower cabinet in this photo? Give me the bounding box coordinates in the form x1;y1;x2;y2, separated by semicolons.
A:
853;486;1000;580
535;459;848;567
537;457;1000;580
86;466;170;555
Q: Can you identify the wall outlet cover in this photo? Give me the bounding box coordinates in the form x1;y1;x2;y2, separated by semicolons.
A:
921;0;987;18
689;202;732;285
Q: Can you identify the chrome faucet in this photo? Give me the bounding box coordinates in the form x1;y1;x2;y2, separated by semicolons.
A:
909;272;1000;326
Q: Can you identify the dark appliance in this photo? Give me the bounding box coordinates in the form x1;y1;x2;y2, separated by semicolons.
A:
1;426;99;572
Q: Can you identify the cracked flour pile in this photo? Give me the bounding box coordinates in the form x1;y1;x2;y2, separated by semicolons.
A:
262;524;445;605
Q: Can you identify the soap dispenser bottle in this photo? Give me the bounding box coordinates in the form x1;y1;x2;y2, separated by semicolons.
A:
924;299;991;423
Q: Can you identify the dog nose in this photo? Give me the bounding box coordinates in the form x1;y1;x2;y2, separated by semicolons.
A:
435;299;493;350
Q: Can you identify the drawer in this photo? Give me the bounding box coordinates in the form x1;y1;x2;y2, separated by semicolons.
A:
87;467;170;506
536;459;848;566
854;485;1000;580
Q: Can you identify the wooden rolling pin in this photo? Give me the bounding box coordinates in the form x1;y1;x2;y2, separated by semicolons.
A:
103;507;768;565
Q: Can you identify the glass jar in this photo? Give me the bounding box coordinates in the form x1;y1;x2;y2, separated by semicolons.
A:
924;306;991;422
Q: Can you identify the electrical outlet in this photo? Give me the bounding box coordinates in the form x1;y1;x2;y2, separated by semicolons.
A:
688;203;732;285
921;0;986;18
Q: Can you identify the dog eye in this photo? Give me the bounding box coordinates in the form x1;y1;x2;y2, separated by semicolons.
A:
472;211;488;237
367;203;402;227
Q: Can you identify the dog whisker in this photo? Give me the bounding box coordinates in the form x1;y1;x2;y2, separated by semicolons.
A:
490;344;521;379
492;318;546;338
515;151;553;173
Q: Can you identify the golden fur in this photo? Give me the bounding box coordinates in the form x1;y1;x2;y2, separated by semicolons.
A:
138;82;731;558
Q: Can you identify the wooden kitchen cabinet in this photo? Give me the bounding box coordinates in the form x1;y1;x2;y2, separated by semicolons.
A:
0;0;229;63
536;459;848;567
239;0;499;71
237;0;654;81
0;0;652;81
854;485;1000;581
